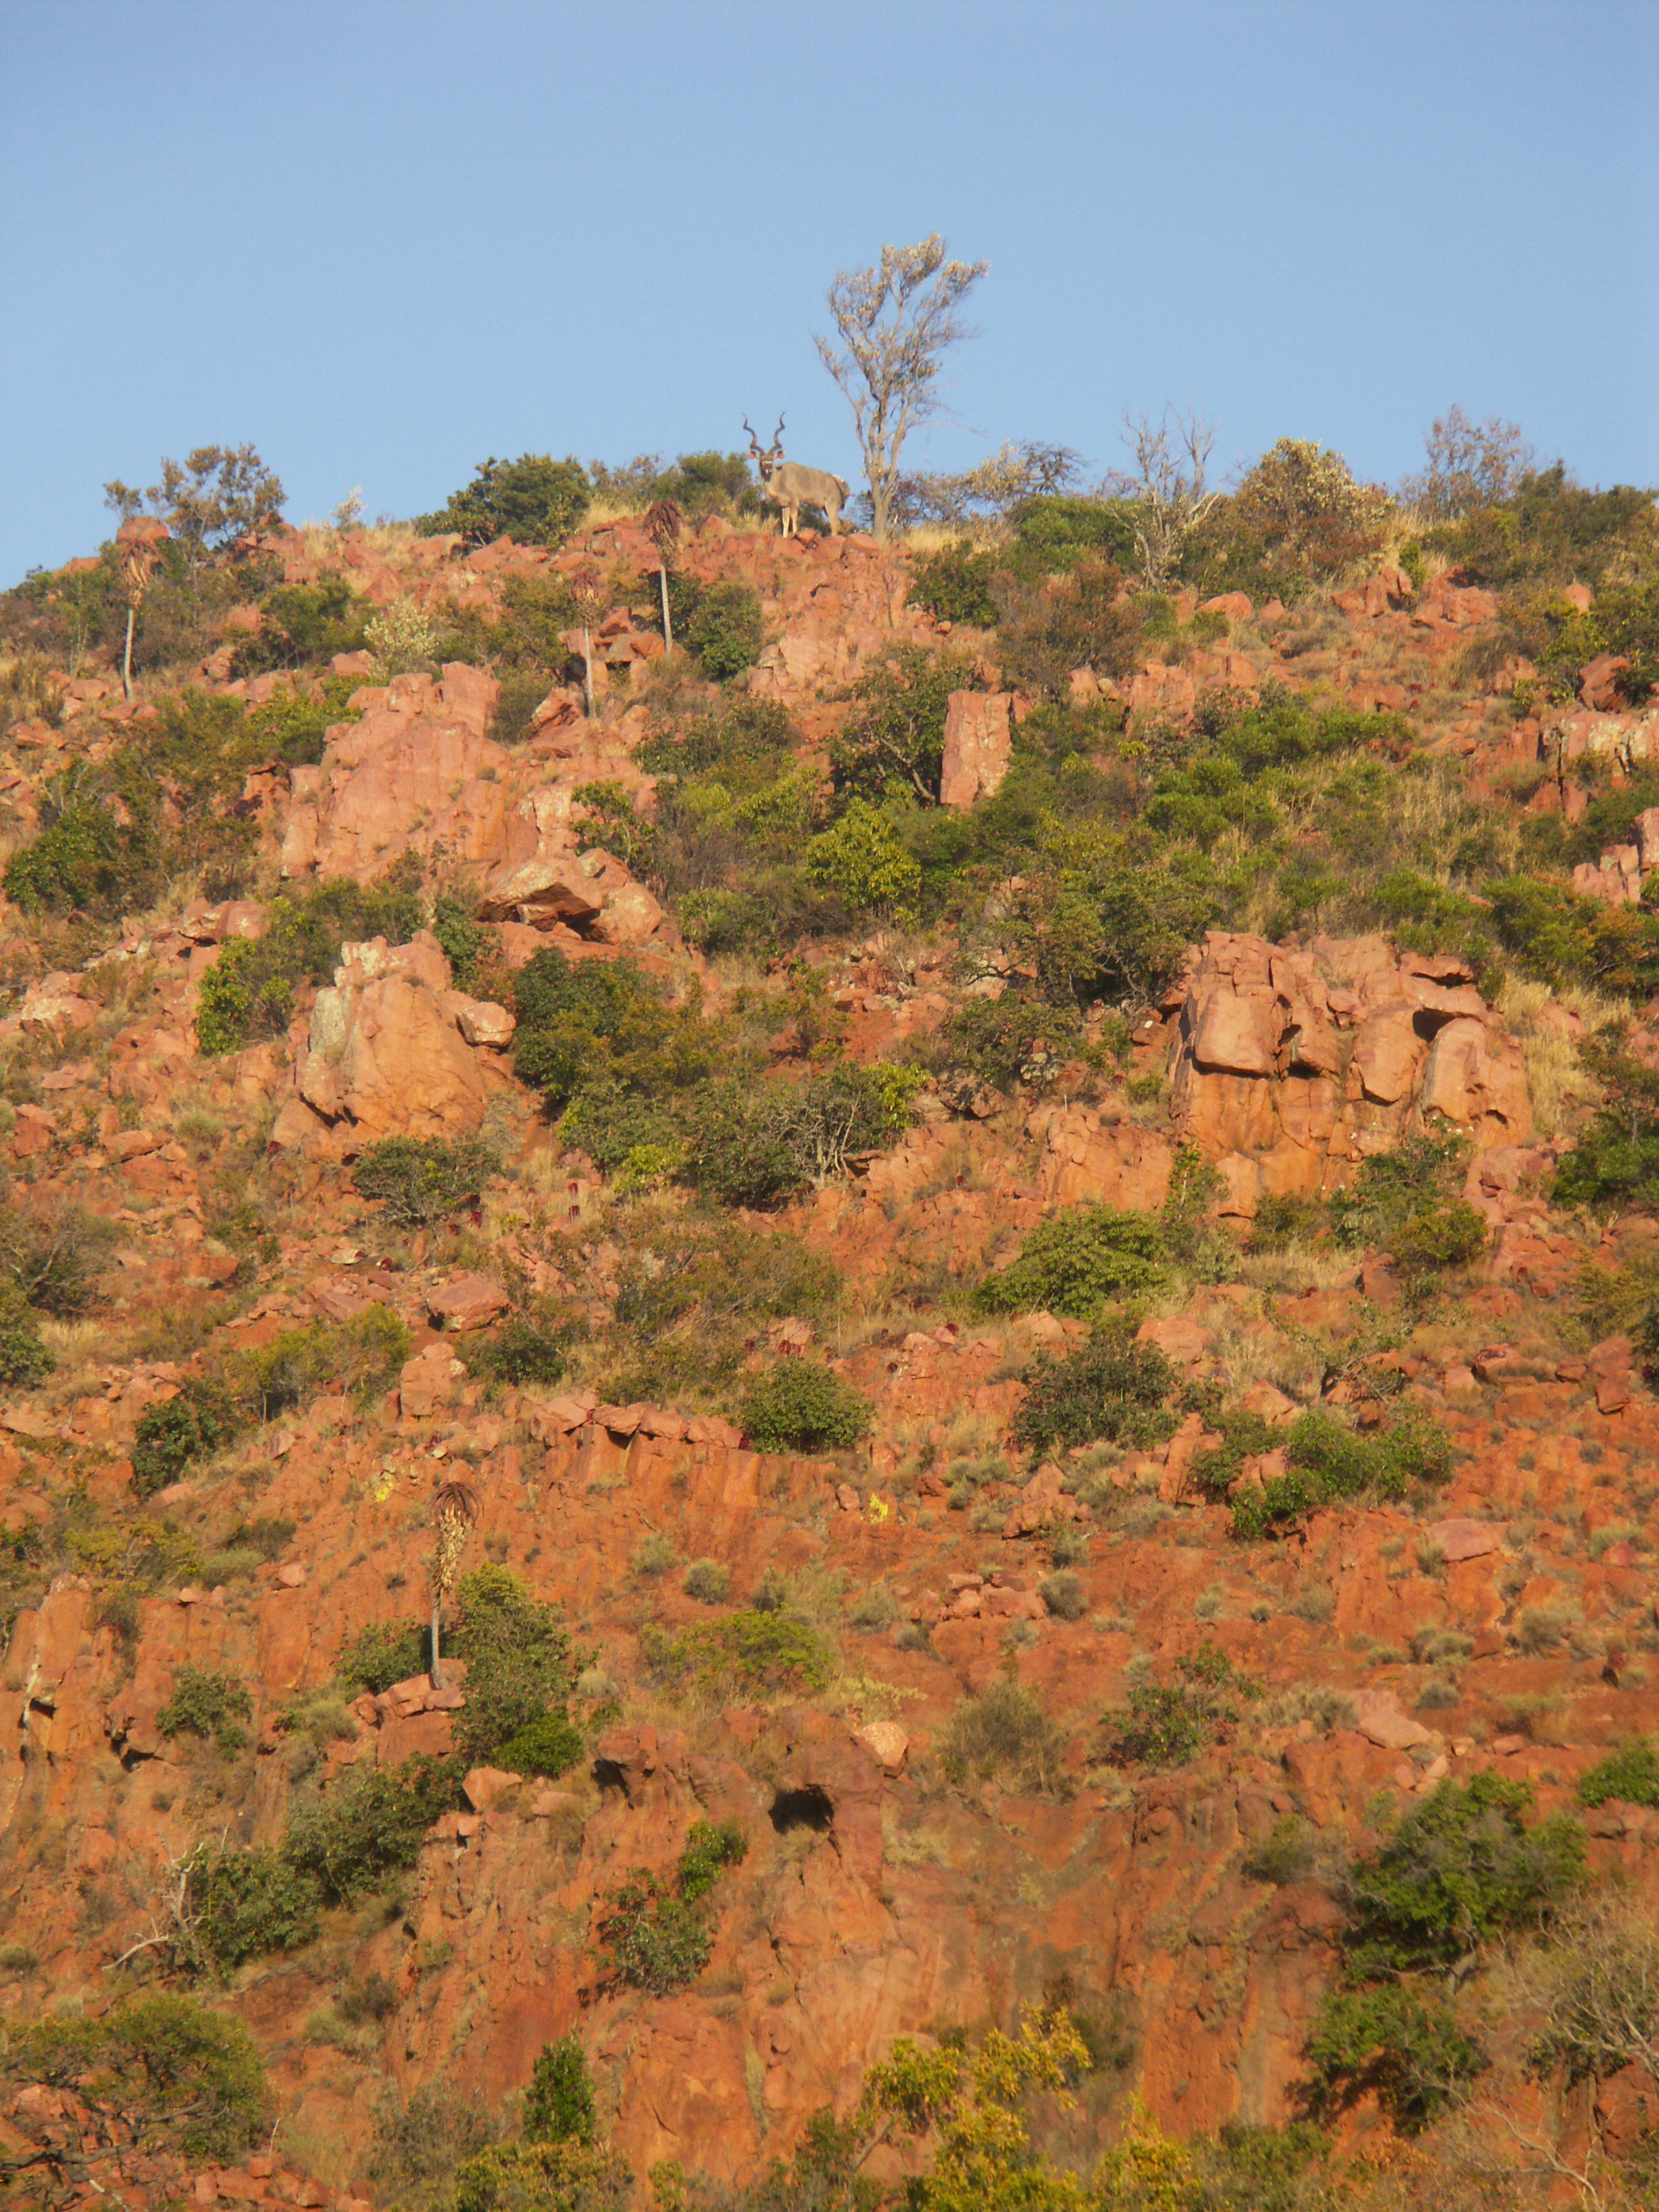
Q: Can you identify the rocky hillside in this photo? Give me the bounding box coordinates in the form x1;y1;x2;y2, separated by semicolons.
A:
2;445;1659;2210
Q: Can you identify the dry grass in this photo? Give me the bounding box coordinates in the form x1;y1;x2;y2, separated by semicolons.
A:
1495;972;1617;1141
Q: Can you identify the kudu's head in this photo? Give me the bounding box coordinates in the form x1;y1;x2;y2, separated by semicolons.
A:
743;414;785;487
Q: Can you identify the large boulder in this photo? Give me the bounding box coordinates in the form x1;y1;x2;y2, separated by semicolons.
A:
279;933;495;1151
1168;931;1532;1213
939;692;1012;810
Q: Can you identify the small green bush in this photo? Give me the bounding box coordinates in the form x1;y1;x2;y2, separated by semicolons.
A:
595;1874;710;1994
335;1617;429;1696
831;647;970;804
1578;1736;1659;1809
353;1136;501;1227
1303;1984;1483;2131
524;2032;596;2146
2;792;161;918
940;1677;1067;1794
1243;1814;1319;1887
185;1844;323;1970
677;1819;747;1903
741;1361;871;1453
513;948;714;1115
1102;1645;1260;1771
452;2139;632;2212
1038;1570;1086;1621
803;800;922;919
1230;1407;1453;1540
449;1565;581;1767
1012;1321;1179;1459
680;580;766;680
131;1390;236;1498
594;1821;745;1996
495;1711;585;1780
227;1305;410;1422
0;1282;53;1389
682;1558;731;1605
908;540;998;626
157;1665;253;1755
417;454;592;547
975;1206;1168;1319
641;1609;835;1698
1345;1772;1585;1978
197;881;422;1054
283;1753;462;1904
7;1994;269;2159
464;1316;568;1389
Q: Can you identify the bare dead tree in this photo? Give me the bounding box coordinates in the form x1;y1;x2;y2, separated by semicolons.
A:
815;234;988;544
429;1479;480;1690
1107;407;1225;588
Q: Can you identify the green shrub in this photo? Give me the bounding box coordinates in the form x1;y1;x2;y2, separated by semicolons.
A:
683;1061;923;1208
1038;1570;1086;1621
1244;1814;1320;1887
452;2138;632;2212
131;1389;234;1495
0;1282;53;1388
1102;1645;1260;1771
680;580;765;680
940;1678;1067;1794
185;1844;323;1970
512;949;714;1114
371;2083;500;2210
157;1665;253;1755
417;454;592;547
283;1753;462;1904
1578;1736;1659;1808
975;1206;1168;1319
335;1617;430;1696
1345;1771;1584;1978
0;1193;119;1316
930;994;1082;1094
1303;1984;1483;2131
495;1711;585;1780
449;1565;581;1767
2;792;161;918
908;541;998;626
682;1558;731;1605
353;1136;501;1227
197;881;423;1054
804;801;922;918
1012;1321;1179;1459
1387;1199;1489;1278
831;648;970;804
595;1872;710;1994
248;577;366;670
7;1994;268;2159
678;1819;747;1903
1009;493;1138;577
1229;1407;1452;1539
226;1304;410;1421
524;2032;596;2146
641;1610;835;1698
741;1362;870;1453
464;1317;568;1389
594;1822;745;1996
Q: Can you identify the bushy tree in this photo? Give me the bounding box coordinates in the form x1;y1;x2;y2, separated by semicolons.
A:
105;443;286;569
418;455;592;547
741;1361;870;1453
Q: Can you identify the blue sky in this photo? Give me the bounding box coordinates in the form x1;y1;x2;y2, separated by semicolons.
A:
2;0;1656;585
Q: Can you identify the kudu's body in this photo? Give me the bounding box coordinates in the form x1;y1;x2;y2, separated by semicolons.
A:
745;416;849;538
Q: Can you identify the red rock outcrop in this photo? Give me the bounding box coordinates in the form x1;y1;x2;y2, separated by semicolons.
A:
1169;931;1532;1210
